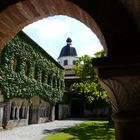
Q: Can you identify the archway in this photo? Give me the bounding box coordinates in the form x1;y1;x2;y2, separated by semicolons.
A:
0;0;106;54
0;0;140;140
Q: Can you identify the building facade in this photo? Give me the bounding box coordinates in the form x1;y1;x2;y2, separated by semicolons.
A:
57;38;79;119
0;31;65;129
57;38;109;119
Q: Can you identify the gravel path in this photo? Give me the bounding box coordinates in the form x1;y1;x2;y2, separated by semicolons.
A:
0;119;84;140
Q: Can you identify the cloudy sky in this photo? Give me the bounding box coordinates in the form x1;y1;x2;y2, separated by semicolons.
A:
23;15;103;60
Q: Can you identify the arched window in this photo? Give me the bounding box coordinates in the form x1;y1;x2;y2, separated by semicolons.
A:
15;108;18;120
64;60;68;65
10;106;14;120
19;106;23;119
10;102;15;120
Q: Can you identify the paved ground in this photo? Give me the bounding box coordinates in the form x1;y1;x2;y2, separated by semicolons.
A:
0;119;85;140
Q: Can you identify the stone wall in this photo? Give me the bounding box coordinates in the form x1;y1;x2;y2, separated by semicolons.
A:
29;96;51;124
4;98;30;129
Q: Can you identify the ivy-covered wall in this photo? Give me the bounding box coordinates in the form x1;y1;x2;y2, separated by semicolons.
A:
0;31;65;104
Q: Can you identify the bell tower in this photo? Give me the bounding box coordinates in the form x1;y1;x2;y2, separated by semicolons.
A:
57;37;78;70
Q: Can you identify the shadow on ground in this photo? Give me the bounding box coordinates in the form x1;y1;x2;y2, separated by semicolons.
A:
42;128;64;134
63;121;114;140
42;120;115;140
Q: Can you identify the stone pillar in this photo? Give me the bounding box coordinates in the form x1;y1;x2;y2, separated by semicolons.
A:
16;107;20;120
0;104;3;129
112;113;140;140
50;104;55;121
92;57;140;140
3;101;10;129
100;77;140;140
0;94;4;129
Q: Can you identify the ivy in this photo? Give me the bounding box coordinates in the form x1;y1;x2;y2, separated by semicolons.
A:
0;32;65;103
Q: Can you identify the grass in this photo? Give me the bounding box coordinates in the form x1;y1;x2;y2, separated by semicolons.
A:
41;120;115;140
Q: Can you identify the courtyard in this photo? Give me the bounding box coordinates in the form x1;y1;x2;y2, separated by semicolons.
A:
0;119;84;140
0;119;115;140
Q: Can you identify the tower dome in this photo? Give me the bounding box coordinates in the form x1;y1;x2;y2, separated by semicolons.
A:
58;38;77;58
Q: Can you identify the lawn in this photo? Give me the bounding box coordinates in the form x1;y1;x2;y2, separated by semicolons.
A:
41;121;115;140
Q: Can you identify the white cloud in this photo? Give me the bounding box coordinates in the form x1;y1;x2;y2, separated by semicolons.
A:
78;43;103;57
23;17;69;39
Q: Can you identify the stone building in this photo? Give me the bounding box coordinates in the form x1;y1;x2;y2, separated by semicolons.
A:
57;38;109;119
0;31;65;129
56;38;79;119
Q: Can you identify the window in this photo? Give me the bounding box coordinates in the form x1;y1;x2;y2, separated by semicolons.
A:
13;56;20;72
34;66;38;80
57;79;59;90
10;106;14;120
48;75;51;85
73;60;76;65
41;71;46;83
64;60;68;65
13;57;17;72
19;107;23;119
25;61;30;77
53;77;56;88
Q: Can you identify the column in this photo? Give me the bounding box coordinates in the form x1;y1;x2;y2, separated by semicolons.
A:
0;104;3;129
93;57;140;140
50;104;55;121
16;107;20;120
112;112;140;140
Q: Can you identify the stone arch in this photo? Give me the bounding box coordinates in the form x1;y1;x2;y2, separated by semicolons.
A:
0;0;106;54
10;101;16;120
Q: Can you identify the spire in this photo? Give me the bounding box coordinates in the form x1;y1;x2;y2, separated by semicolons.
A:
66;37;72;45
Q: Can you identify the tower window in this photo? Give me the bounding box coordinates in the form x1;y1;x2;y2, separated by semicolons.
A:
64;60;68;65
73;60;76;65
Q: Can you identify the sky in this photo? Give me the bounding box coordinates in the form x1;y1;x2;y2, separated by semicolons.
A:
23;15;103;60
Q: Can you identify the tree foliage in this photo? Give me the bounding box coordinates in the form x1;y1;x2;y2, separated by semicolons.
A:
72;50;109;104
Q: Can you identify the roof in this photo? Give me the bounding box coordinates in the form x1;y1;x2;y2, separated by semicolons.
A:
58;38;77;58
18;31;64;69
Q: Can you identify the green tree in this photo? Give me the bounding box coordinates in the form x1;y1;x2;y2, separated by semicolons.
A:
72;50;109;104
